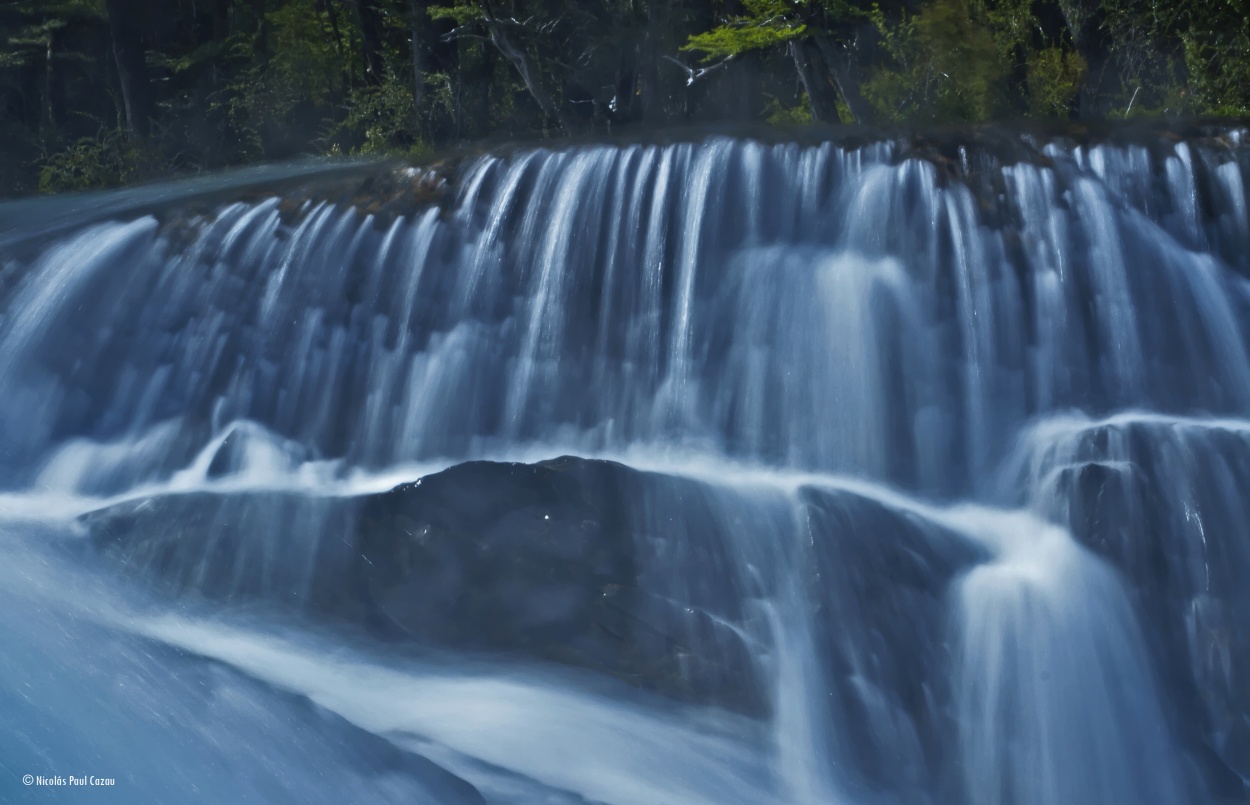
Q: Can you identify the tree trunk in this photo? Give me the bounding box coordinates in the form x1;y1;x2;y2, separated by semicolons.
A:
314;0;344;61
248;0;269;60
639;0;668;125
105;0;154;136
410;0;425;128
480;3;570;134
352;0;386;84
43;34;55;129
212;0;232;41
611;48;638;124
789;39;842;123
209;0;233;89
425;8;459;139
1056;0;1112;119
813;35;873;125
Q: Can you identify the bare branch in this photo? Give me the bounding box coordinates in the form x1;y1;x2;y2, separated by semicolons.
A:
440;23;487;43
662;54;736;87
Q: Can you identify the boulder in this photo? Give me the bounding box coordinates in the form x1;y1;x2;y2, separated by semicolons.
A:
352;456;768;716
1037;422;1250;800
83;491;362;612
799;485;985;800
82;456;770;716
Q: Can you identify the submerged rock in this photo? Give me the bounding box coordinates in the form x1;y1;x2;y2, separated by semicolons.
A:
351;456;772;716
0;562;488;805
798;485;985;800
81;450;1018;795
84;491;363;613
82;457;770;716
1029;421;1250;800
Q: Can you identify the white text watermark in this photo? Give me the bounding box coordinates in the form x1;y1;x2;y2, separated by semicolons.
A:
21;774;116;787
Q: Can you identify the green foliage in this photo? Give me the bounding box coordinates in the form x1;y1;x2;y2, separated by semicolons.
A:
4;0;1250;195
1178;24;1250;117
683;23;806;60
421;70;461;130
682;0;808;61
866;2;915;69
152;39;227;76
974;0;1034;60
861;4;916;118
764;93;815;125
1027;46;1086;117
205;65;268;161
428;5;484;25
264;0;344;117
1;0;104;67
337;75;422;155
1099;0;1250;116
863;0;1009;122
37;128;158;192
916;0;1008;120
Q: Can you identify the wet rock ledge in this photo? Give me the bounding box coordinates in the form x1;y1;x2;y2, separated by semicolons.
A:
80;456;768;717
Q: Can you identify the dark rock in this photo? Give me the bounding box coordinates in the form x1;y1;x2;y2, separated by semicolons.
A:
81;456;771;716
83;491;365;616
799;485;986;800
353;456;769;716
0;570;486;805
1040;423;1250;801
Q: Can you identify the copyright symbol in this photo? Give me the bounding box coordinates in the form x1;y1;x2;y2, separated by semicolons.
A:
22;775;33;786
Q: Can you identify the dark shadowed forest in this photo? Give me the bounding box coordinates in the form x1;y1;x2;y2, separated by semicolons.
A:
2;0;1248;195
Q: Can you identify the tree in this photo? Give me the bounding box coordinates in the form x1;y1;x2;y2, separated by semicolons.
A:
431;1;573;133
3;0;1249;196
352;0;386;82
103;0;154;135
681;0;875;123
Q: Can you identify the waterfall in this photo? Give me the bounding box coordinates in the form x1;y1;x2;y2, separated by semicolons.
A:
1;126;1249;803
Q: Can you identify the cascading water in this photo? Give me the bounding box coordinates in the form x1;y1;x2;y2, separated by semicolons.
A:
1;125;1248;804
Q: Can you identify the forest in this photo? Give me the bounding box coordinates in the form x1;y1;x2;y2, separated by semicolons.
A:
2;0;1248;195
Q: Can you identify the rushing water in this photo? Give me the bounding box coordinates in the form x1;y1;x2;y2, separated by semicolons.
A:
2;127;1249;803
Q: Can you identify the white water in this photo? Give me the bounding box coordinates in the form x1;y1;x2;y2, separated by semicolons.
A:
2;129;1250;803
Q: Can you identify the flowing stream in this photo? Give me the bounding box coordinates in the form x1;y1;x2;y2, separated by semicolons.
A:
2;127;1249;804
